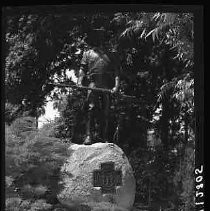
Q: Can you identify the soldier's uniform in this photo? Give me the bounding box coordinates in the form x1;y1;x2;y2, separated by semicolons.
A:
80;47;120;144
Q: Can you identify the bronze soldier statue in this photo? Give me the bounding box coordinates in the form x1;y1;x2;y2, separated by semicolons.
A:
77;28;121;145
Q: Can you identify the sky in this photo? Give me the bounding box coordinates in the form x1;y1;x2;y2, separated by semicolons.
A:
38;100;59;128
38;69;78;128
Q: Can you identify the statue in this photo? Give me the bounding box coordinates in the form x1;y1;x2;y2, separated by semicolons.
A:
77;27;121;145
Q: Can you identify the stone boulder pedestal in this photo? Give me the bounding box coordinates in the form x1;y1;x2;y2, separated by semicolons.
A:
57;143;136;211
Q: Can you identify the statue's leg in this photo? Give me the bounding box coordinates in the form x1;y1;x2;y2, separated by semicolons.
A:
101;93;110;143
83;83;96;145
71;114;77;143
97;94;105;141
84;100;94;145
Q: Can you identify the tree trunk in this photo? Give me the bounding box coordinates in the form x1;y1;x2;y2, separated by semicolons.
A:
160;49;171;151
160;101;170;151
184;107;189;144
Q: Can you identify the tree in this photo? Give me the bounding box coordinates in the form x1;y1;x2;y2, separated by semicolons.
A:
5;13;80;121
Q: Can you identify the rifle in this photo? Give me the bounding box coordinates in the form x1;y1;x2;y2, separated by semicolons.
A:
48;82;137;100
48;82;154;123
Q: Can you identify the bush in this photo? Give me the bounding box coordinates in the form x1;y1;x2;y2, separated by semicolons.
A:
38;121;57;137
10;116;37;139
128;145;184;210
5;120;71;210
5;102;21;125
6;198;52;211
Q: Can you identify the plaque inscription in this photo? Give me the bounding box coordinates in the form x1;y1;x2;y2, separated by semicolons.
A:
93;162;122;194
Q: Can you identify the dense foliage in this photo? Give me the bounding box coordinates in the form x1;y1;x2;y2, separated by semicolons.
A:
4;9;195;210
5;120;70;210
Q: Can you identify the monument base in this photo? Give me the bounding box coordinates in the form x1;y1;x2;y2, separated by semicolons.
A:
57;143;136;211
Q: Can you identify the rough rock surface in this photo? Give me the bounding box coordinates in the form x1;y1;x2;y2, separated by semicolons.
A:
57;143;136;211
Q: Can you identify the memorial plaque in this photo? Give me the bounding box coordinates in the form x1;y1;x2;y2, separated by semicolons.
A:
93;161;122;194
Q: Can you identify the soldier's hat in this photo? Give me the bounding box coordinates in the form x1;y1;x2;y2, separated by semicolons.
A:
90;27;106;37
92;27;106;32
87;27;106;46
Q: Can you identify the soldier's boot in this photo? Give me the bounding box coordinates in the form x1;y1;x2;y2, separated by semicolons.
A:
98;117;108;143
83;119;93;145
102;116;109;143
103;96;110;143
103;132;109;143
83;104;94;145
83;135;92;145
